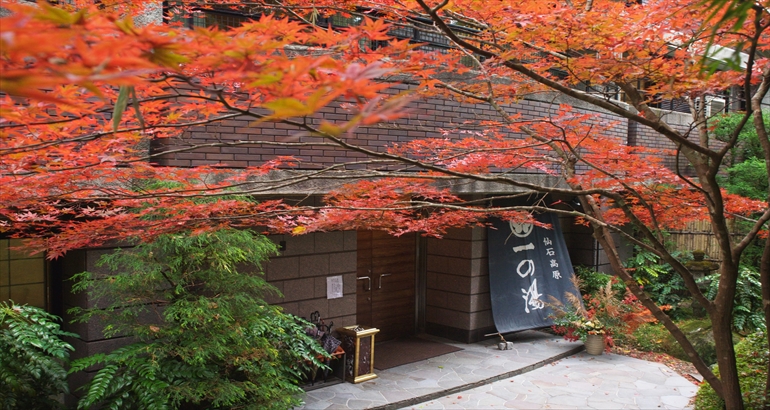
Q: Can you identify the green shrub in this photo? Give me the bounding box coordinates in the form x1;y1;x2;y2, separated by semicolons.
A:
695;330;769;409
625;248;671;285
574;265;625;297
0;302;77;410
632;319;718;366
711;112;770;166
624;248;692;320
69;229;327;410
722;158;768;201
705;267;765;334
644;271;689;320
631;322;672;353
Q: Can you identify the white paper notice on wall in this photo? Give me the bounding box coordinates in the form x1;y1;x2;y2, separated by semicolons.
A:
327;275;343;299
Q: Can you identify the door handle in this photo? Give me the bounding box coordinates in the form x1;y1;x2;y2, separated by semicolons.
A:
357;276;371;291
378;273;392;289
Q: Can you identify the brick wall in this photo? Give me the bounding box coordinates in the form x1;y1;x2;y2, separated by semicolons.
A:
151;87;632;174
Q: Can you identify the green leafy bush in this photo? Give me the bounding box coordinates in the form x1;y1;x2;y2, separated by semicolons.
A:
624;248;671;285
722;158;769;201
643;272;688;319
574;266;625;297
705;267;766;334
695;330;769;409
623;248;692;319
711;112;770;166
69;229;327;410
632;321;672;353
0;302;77;410
632;319;718;366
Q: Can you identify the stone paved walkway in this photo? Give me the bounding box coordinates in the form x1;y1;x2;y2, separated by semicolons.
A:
404;352;698;409
298;331;583;409
297;330;698;410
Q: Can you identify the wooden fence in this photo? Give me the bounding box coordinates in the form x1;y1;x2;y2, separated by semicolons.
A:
668;219;742;259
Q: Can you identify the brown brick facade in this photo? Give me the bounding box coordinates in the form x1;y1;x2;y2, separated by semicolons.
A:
151;87;637;173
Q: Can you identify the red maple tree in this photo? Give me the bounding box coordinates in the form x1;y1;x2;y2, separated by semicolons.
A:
2;0;770;407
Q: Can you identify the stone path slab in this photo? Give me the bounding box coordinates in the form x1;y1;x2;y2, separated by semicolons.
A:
404;352;698;409
297;331;583;409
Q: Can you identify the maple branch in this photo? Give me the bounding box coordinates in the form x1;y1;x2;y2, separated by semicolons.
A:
421;66;675;255
714;7;768;163
519;41;570;60
673;144;713;207
614;191;713;308
0;93;181;130
583;200;719;391
413;0;716;157
430;0;449;13
429;67;575;166
733;207;770;257
443;10;489;31
551;125;670;242
405;8;720;337
0;112;246;167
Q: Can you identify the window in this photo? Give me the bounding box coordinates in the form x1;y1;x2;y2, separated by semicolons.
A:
0;239;47;309
695;95;727;117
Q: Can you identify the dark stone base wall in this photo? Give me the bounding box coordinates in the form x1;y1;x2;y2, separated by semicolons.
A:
264;231;358;329
425;322;497;344
424;228;493;343
59;248;134;406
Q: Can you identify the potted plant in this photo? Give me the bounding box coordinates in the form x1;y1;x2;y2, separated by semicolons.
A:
550;275;660;355
549;297;612;355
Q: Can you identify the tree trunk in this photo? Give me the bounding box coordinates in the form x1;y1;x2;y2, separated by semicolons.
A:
711;304;744;410
760;235;770;407
579;196;724;397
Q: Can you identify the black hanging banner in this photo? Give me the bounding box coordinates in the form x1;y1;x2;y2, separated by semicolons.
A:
487;213;581;334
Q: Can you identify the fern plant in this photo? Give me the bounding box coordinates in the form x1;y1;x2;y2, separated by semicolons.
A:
0;302;77;410
69;229;327;410
706;266;766;334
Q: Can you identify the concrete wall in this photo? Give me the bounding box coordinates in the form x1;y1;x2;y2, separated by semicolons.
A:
424;228;493;343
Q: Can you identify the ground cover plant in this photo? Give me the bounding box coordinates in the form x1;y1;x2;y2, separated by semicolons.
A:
4;0;770;407
695;330;769;409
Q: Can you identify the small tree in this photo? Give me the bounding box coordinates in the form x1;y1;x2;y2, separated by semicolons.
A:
69;229;325;410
